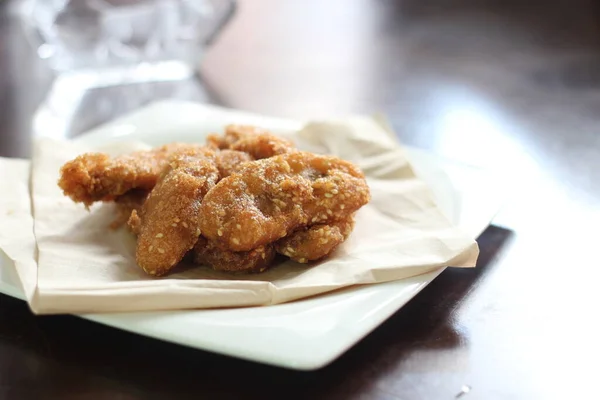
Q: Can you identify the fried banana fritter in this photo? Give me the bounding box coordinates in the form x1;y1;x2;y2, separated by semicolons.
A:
207;125;295;159
275;218;355;263
58;143;209;206
193;236;275;273
199;155;312;252
199;151;370;252
134;152;219;276
58;124;370;276
214;149;254;178
289;152;370;225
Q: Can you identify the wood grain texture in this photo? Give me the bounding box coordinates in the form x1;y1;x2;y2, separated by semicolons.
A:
1;0;599;398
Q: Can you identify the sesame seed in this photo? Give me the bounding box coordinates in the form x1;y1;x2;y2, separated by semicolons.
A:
196;228;202;236
286;247;295;254
261;253;266;259
324;193;333;198
327;210;332;215
172;223;177;227
217;229;223;236
174;217;180;223
158;248;165;254
155;233;163;238
340;205;345;209
149;245;154;251
298;258;307;263
182;222;188;228
232;238;240;245
236;224;241;229
331;189;338;194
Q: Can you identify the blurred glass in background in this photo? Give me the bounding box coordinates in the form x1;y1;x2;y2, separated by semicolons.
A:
12;0;236;138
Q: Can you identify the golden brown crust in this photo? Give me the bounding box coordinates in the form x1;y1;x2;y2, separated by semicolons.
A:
58;125;370;276
198;151;369;252
134;152;219;276
193;236;275;273
215;150;254;178
275;218;355;263
58;143;210;206
286;152;370;225
198;156;312;252
206;125;295;159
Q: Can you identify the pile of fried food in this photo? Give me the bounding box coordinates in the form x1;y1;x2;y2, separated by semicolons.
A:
57;125;370;276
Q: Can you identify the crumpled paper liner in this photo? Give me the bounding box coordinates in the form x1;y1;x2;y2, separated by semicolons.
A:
0;117;478;314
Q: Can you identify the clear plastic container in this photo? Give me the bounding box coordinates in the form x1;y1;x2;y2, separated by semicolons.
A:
17;0;236;85
13;0;236;139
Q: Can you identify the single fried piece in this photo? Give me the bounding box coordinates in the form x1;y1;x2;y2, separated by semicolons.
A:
134;152;219;276
275;218;355;263
193;236;275;273
207;125;295;159
199;151;369;252
110;189;149;230
287;152;370;225
215;150;254;178
58;143;212;206
199;156;312;252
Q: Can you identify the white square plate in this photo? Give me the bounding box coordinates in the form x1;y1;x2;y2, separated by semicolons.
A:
0;101;503;370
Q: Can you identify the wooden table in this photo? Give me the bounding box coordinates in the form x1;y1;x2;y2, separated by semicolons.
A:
1;0;599;398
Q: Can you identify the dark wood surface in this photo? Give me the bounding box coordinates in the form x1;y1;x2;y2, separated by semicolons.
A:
1;0;599;399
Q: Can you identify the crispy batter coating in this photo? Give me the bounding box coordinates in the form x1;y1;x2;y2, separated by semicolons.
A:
275;218;355;263
193;236;275;273
215;150;254;178
207;125;295;159
59;125;371;276
199;156;312;252
134;152;219;276
58;143;210;206
128;209;142;235
199;151;369;252
110;189;148;230
288;152;370;225
206;134;225;149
